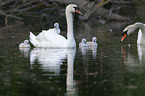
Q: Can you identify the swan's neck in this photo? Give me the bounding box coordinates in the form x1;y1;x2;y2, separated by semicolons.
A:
66;12;76;47
135;24;145;31
135;24;145;44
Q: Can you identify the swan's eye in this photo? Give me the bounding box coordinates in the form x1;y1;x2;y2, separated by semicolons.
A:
73;7;79;10
73;7;83;15
122;30;128;36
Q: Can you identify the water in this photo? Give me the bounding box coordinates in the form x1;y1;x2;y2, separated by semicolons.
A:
0;21;145;96
1;1;145;95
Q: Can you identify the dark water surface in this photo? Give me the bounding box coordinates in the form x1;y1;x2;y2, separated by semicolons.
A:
0;20;145;96
0;1;145;95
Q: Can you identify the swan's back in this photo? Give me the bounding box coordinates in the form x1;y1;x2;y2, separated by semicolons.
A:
36;22;61;43
36;29;67;47
46;30;66;46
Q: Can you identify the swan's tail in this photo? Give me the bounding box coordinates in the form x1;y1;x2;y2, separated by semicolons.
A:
29;32;39;47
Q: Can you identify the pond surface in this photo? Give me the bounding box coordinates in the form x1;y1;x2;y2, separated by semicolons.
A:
1;1;145;95
0;20;145;96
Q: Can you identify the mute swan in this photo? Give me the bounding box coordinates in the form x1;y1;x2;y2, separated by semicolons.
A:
121;22;145;44
19;40;30;48
30;22;60;46
79;39;89;47
87;37;98;47
29;4;83;48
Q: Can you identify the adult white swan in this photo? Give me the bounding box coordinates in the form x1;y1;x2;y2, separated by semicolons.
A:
121;22;145;44
29;4;83;48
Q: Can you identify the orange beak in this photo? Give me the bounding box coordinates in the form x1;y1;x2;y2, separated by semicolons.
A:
76;9;83;15
121;33;127;42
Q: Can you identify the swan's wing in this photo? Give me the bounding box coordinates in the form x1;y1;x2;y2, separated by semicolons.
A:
43;30;67;47
29;32;40;47
34;29;67;47
36;29;55;42
36;30;47;42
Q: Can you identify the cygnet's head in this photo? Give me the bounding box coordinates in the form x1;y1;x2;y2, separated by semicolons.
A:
81;39;87;44
92;37;97;42
66;4;83;15
24;40;29;44
54;23;59;28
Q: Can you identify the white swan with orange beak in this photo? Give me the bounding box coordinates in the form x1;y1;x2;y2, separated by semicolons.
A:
121;22;145;44
29;4;83;48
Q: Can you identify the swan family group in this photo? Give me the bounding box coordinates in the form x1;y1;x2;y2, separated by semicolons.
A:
19;4;145;49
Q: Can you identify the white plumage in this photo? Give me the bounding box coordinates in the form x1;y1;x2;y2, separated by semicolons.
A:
121;22;145;44
19;40;30;48
53;23;61;34
79;39;89;47
29;4;82;48
87;37;98;47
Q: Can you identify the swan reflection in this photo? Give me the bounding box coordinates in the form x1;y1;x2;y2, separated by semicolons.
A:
30;48;69;74
19;47;77;95
66;48;77;96
137;45;145;64
121;45;145;73
79;44;97;59
19;47;30;57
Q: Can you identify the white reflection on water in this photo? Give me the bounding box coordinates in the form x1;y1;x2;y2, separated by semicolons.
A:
19;47;30;57
79;44;97;59
66;48;77;96
19;48;68;74
19;47;77;95
29;48;68;74
137;45;145;64
79;46;88;56
121;45;145;73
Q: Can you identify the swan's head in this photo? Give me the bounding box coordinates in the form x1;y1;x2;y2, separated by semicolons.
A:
24;40;29;44
54;23;59;28
66;4;83;15
92;37;97;42
81;39;87;44
121;25;133;42
121;22;144;42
